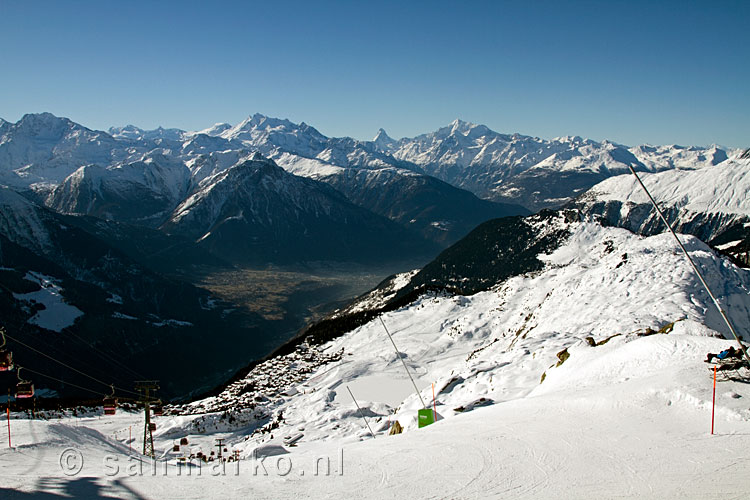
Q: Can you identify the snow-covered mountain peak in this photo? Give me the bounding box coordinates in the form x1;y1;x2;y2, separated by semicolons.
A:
247;150;268;162
218;114;327;149
18;111;66;124
372;127;395;148
108;124;186;142
108;124;144;140
550;135;598;147
12;112;79;139
191;122;232;137
170;155;289;224
432;118;492;140
229;114;291;134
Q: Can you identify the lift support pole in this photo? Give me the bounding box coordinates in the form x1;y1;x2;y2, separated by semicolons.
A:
135;381;159;458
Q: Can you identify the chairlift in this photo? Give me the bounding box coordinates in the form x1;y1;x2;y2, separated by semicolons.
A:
103;384;117;415
0;327;14;372
149;423;156;431
152;402;163;416
15;367;34;399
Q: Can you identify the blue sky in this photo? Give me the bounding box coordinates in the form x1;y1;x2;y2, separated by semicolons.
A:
1;0;748;147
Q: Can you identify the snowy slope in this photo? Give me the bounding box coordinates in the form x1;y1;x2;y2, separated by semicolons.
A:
576;154;750;245
3;219;750;498
2;369;750;499
11;271;83;331
631;143;729;170
0;113;139;190
0;185;57;253
46;153;192;226
581;155;750;217
171;219;750;450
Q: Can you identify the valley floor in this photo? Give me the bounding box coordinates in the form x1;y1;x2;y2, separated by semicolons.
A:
195;261;422;322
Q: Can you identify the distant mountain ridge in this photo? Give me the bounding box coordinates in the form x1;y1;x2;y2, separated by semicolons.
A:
0;112;741;260
375;118;733;211
161;153;436;264
0;113;531;252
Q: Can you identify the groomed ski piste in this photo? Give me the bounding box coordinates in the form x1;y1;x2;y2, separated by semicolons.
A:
2;219;750;499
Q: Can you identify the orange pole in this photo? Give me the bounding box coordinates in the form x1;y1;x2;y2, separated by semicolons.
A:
6;406;10;448
711;366;717;435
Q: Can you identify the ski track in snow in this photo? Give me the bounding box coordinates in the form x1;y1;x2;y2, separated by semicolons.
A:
2;384;750;499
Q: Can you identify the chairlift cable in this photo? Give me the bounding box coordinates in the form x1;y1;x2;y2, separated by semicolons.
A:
63;329;146;379
627;165;750;366
15;328;136;389
2;331;141;397
4;320;137;388
379;315;427;408
20;366;108;397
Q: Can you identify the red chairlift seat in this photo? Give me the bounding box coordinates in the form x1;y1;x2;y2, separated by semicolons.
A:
16;381;34;399
103;385;117;415
14;366;34;399
103;398;117;415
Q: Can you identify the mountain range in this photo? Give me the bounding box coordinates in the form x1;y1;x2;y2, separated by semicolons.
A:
2;112;736;254
0;111;746;399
